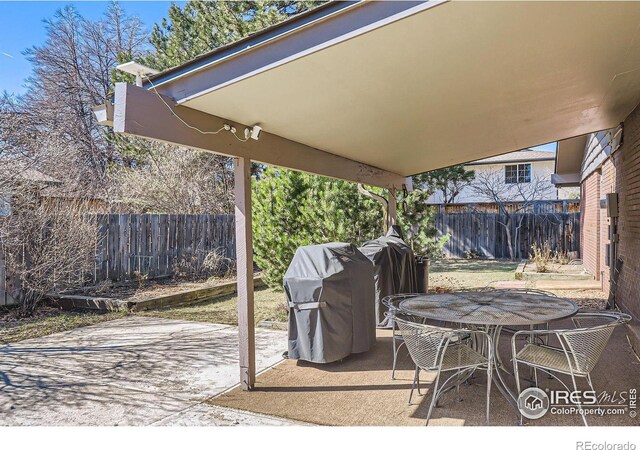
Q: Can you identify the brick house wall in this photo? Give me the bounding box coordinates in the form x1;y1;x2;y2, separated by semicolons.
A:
581;104;640;320
614;105;640;320
579;104;640;320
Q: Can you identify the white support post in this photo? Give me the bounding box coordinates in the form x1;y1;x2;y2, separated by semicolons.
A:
388;188;397;229
234;157;255;390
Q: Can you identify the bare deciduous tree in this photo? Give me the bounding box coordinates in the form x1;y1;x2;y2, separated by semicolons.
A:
0;186;98;314
469;169;555;260
17;3;147;195
109;142;234;214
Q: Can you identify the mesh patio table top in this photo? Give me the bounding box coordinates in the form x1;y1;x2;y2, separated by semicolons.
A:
398;290;579;326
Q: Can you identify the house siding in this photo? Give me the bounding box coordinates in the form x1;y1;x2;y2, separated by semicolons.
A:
428;160;565;204
581;169;601;281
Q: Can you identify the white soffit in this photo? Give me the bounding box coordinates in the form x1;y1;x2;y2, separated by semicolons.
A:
180;1;640;176
556;135;589;175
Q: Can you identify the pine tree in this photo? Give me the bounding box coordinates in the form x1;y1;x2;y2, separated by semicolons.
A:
252;167;312;287
252;168;446;288
146;1;324;70
413;165;475;204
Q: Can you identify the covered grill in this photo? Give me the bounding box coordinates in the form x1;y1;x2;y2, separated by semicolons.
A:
284;242;376;363
359;225;418;328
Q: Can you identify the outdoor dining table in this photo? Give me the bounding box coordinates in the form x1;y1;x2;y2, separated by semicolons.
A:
396;289;579;415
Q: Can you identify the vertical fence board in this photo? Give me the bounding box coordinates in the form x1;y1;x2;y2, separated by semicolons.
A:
89;214;235;283
435;200;581;259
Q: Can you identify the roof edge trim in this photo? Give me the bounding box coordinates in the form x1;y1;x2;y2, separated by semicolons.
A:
146;1;362;88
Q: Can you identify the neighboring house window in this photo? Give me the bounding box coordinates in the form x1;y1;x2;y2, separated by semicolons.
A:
505;163;531;184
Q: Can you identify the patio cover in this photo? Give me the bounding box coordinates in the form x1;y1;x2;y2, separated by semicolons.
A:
99;0;640;389
116;0;640;177
284;243;376;363
359;226;417;328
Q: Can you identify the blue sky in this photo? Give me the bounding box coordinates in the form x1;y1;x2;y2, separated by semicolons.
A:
530;142;557;152
0;1;182;95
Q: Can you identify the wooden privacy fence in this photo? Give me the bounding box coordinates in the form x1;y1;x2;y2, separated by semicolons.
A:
95;214;235;282
434;200;581;259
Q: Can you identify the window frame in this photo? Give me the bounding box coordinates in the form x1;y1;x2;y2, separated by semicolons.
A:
504;163;531;184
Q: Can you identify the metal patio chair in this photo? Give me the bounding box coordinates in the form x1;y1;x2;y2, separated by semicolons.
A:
511;311;631;426
382;294;419;380
391;313;493;425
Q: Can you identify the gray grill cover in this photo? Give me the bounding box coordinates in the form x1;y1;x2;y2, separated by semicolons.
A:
359;226;418;328
285;243;376;363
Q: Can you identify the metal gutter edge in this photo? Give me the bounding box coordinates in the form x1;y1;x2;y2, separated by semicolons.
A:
466;157;556;167
146;1;362;88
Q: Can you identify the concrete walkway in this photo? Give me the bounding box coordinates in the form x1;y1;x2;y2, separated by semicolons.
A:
0;317;297;426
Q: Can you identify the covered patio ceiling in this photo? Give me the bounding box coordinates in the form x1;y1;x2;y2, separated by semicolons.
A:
146;0;640;177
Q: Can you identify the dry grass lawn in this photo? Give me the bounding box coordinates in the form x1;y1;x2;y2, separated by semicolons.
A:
429;259;607;309
2;260;607;344
1;287;287;344
136;286;289;325
0;308;128;344
429;259;518;290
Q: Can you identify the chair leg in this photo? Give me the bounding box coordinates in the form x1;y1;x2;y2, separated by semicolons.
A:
408;366;420;405
391;327;398;380
513;359;524;425
570;374;588;426
425;369;443;426
586;374;599;407
586;374;595;393
391;343;398;380
486;365;492;425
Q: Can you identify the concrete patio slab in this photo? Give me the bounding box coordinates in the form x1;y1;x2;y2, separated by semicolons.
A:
492;281;528;289
533;280;602;290
0;364;187;426
211;323;640;426
0;316;293;426
151;403;303;426
2;319;284;401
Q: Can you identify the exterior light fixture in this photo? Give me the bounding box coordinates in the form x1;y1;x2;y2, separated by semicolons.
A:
250;125;262;140
243;125;262;141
